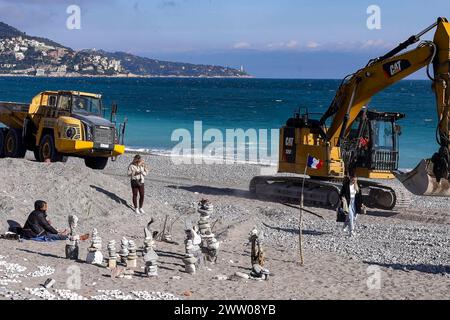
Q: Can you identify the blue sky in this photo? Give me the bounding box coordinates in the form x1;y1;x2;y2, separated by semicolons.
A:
1;0;449;78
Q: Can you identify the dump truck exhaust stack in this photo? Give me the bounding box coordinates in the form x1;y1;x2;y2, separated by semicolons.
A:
395;159;450;197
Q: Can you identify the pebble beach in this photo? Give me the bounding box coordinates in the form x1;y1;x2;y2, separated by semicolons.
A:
1;153;450;300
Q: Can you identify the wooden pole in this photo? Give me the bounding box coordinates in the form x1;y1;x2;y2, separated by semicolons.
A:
299;154;309;266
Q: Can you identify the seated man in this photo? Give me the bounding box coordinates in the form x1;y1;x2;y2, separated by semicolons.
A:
21;200;68;241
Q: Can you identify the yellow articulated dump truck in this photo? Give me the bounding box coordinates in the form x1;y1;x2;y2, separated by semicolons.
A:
0;91;126;170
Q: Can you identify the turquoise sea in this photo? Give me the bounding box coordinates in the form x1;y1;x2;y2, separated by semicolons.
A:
0;77;440;169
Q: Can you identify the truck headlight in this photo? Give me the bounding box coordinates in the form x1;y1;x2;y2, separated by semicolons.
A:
64;126;80;140
66;127;76;139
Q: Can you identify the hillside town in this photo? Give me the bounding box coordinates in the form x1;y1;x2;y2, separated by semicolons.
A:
0;36;126;77
0;22;248;78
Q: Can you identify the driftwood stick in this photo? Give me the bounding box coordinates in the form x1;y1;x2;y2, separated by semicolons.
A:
157;215;169;241
169;215;183;233
299;207;304;266
211;218;220;232
281;203;324;220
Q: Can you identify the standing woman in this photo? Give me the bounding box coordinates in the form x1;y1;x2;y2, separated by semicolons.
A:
340;175;363;236
128;155;149;214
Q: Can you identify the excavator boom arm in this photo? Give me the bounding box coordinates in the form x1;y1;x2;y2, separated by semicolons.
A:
322;42;435;144
320;18;450;146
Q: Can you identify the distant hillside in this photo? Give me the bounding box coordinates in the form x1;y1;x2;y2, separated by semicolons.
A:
0;22;249;78
0;22;69;50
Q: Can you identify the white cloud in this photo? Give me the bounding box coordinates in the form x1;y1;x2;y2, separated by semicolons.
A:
361;39;389;49
267;40;299;49
306;41;319;48
285;40;299;48
304;39;393;52
233;41;251;49
267;42;284;49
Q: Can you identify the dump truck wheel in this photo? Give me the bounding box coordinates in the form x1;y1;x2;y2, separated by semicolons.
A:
4;128;27;158
0;129;6;158
38;134;67;162
84;157;108;170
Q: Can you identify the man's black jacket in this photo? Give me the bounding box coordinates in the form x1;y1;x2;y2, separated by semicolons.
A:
339;181;363;215
21;210;58;239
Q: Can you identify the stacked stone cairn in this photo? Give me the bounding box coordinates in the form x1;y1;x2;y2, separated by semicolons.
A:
127;240;138;268
107;240;117;269
65;215;79;260
143;220;159;277
119;237;129;265
197;199;220;263
182;222;202;274
86;228;104;265
249;227;270;280
205;237;220;263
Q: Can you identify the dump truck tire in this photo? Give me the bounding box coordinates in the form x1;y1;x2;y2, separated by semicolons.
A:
4;128;27;158
38;134;67;163
0;129;6;158
85;157;108;170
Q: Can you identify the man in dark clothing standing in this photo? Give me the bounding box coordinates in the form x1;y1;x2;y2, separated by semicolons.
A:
21;201;68;241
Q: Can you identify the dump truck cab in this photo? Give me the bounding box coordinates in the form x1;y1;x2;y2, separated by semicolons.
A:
0;91;126;170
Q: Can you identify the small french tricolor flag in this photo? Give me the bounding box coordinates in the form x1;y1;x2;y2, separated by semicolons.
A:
307;155;324;170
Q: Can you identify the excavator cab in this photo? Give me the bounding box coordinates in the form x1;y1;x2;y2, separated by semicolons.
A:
343;109;405;174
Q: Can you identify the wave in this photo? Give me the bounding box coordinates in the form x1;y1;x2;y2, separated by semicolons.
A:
125;146;278;166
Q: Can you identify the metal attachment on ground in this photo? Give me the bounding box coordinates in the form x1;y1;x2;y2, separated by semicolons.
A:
249;227;270;280
43;278;56;289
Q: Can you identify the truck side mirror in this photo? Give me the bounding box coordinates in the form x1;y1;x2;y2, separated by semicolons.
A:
112;103;118;115
110;103;118;122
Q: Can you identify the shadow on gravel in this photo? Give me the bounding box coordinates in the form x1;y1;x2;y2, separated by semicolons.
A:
263;223;329;237
364;210;400;218
90;185;134;210
155;249;185;259
363;261;450;275
16;248;66;260
167;185;341;215
167;185;252;198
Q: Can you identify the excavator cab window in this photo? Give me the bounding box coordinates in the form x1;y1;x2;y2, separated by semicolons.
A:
371;120;394;151
343;110;403;172
366;112;404;171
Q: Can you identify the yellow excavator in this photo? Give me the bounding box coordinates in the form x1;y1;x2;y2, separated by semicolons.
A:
250;17;450;211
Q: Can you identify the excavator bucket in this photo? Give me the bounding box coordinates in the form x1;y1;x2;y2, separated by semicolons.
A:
394;159;450;197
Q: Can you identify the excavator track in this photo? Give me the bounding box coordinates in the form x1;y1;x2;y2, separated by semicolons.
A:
357;180;410;211
391;187;412;210
250;176;408;211
250;176;341;208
